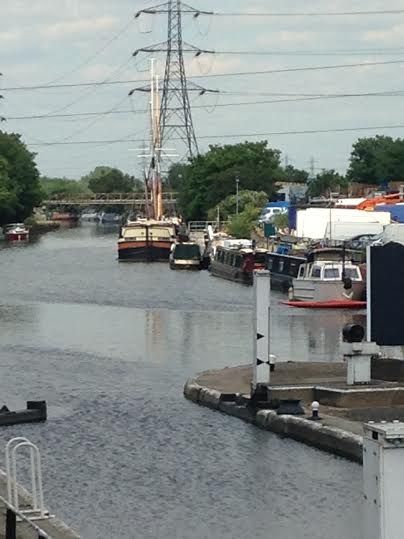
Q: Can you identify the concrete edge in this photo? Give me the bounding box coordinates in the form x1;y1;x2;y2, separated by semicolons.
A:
0;468;81;538
184;378;363;463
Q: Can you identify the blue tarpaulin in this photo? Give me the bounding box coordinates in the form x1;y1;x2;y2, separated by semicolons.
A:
374;204;404;223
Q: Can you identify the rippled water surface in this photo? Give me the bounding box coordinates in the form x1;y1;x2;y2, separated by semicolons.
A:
0;226;363;538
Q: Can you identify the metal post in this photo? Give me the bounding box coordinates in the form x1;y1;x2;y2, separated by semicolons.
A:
363;421;404;539
236;177;240;215
252;270;271;390
5;509;16;539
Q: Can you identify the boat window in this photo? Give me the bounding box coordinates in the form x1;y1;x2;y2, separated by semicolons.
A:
255;252;266;264
173;244;200;260
234;255;242;268
279;260;285;273
267;257;273;270
311;265;322;278
344;267;360;280
324;267;340;279
298;265;305;278
289;261;299;276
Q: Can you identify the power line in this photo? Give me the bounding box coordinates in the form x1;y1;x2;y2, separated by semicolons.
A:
214;48;404;57
7;89;404;121
212;9;404;17
3;58;404;92
23;122;404;147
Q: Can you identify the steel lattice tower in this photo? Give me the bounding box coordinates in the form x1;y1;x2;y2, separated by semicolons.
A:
160;0;197;158
134;2;215;160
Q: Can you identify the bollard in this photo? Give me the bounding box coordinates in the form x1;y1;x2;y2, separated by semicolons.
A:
5;509;16;539
310;401;321;420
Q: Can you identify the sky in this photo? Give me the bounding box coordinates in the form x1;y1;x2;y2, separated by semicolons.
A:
2;0;404;180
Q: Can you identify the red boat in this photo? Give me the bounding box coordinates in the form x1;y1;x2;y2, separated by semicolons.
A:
281;300;366;309
4;223;29;242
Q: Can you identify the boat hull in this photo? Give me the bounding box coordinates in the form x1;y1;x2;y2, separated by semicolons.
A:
169;259;201;270
209;261;253;285
292;279;365;302
6;232;29;242
282;300;366;309
118;240;172;262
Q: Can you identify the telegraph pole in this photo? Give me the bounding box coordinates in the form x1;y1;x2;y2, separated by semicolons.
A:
133;2;216;159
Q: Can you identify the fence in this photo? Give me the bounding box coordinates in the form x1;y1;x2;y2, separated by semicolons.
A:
188;221;228;232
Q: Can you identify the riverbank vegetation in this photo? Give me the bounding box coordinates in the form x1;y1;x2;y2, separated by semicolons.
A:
0;131;42;225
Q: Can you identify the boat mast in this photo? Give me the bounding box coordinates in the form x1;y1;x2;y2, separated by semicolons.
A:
148;59;164;221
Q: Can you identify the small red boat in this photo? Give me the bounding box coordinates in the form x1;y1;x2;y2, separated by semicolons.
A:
4;223;29;242
281;300;366;309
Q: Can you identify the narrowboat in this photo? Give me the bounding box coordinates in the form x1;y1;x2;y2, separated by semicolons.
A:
210;246;267;285
98;212;121;225
118;220;176;262
4;223;29;242
50;211;79;222
169;242;202;270
290;248;365;303
266;252;307;292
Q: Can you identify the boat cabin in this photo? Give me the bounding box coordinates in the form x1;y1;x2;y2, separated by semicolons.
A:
266;252;306;291
296;261;363;282
170;242;201;270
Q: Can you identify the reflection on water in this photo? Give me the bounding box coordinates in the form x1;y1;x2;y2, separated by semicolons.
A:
0;226;363;538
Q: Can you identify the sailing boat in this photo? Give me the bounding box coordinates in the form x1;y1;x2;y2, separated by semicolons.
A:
118;60;178;262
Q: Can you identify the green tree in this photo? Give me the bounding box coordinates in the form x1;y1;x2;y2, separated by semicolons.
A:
40;176;89;197
0;131;42;223
307;169;348;198
170;141;283;220
207;190;267;221
283;164;309;183
227;205;260;239
347;136;404;184
84;166;135;193
0;157;18;222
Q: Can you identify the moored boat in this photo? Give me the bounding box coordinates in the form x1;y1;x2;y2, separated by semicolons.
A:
4;223;29;242
290;248;365;303
50;211;79;222
118;220;176;262
210;245;267;285
169;242;202;270
98;212;121;225
266;252;307;292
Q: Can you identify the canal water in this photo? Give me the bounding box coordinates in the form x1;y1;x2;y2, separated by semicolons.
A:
0;226;363;538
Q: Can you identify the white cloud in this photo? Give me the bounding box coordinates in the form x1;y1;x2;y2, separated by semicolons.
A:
40;15;119;40
362;23;404;45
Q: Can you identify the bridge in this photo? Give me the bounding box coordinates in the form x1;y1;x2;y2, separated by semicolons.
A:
43;192;178;207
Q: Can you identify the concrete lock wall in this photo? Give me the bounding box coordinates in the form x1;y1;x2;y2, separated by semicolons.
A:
184;380;363;462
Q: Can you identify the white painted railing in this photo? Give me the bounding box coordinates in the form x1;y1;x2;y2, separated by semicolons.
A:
6;437;48;520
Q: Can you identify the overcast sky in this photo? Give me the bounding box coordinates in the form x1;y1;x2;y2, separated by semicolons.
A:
2;0;404;179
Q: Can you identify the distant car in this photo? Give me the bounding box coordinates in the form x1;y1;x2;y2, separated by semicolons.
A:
258;207;287;224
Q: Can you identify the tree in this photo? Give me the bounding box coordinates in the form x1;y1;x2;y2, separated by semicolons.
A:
307;169;348;198
169;141;283;220
40;176;89;198
227;205;260;239
0;157;18;222
83;166;135;193
282;164;309;183
0;131;42;223
207;190;268;221
347;136;404;184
